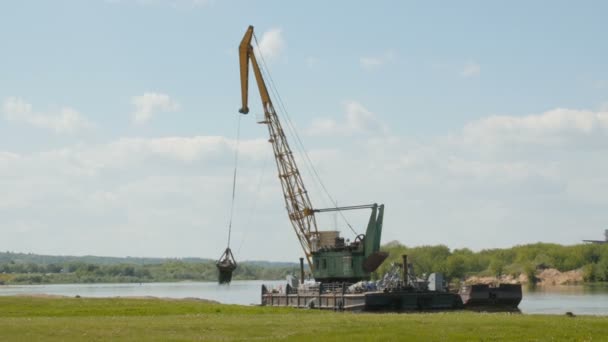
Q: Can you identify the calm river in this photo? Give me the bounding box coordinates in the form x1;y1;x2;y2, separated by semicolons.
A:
1;281;607;315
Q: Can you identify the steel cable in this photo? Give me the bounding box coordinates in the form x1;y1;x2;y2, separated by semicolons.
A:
226;114;242;248
253;33;357;236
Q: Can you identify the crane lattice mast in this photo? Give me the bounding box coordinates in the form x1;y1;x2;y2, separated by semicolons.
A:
238;26;319;269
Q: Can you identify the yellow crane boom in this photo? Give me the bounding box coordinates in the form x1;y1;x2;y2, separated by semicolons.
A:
238;25;319;269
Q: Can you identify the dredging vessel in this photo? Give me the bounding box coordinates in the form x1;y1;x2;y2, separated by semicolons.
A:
236;25;521;312
260;255;521;312
261;255;466;312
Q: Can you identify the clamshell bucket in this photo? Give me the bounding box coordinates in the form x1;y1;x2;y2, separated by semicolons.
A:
216;247;237;284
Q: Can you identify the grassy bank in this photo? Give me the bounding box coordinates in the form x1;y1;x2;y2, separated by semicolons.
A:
0;296;605;341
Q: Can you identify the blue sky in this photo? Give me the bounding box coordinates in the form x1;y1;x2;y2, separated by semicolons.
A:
1;0;608;260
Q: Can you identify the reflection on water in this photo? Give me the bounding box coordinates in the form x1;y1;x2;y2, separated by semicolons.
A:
0;280;284;305
1;281;607;315
521;284;608;315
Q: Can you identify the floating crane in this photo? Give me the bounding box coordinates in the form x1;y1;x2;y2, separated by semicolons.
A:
238;26;388;283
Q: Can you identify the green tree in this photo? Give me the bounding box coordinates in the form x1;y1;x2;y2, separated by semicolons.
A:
445;255;466;280
488;258;505;277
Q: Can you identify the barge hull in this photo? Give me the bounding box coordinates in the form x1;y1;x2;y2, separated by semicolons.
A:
459;283;522;310
261;285;463;312
364;291;463;312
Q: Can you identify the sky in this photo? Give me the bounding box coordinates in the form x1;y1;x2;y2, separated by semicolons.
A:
1;0;608;261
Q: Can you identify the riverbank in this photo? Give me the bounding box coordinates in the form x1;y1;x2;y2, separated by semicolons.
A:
0;267;594;286
0;296;606;341
466;268;585;286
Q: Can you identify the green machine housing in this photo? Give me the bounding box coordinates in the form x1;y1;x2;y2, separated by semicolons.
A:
311;203;388;283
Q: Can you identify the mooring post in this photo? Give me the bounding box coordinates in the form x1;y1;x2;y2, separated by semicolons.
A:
319;283;322;308
402;254;408;286
299;257;304;285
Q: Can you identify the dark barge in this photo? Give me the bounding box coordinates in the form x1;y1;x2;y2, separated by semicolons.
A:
261;254;522;313
261;282;522;312
261;283;464;312
459;283;522;311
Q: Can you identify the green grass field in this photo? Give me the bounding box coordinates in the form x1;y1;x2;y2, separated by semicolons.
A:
0;296;605;341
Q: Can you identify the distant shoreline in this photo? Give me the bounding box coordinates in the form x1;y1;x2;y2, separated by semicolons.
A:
3;241;608;285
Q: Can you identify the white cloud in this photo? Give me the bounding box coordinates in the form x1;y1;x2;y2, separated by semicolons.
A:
360;57;383;68
306;56;320;69
105;0;213;7
97;136;268;166
0;134;282;259
461;62;481;78
4;106;608;259
2;97;92;133
188;0;212;6
360;50;395;70
308;101;388;136
595;80;608;89
461;108;608;146
304;106;608;250
255;28;285;61
29;136;269;176
131;92;179;124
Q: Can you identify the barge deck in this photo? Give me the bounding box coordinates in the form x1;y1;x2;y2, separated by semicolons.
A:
261;283;464;312
261;282;522;312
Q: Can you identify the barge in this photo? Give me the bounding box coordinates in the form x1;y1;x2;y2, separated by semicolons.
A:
261;283;464;312
459;283;522;311
261;255;522;312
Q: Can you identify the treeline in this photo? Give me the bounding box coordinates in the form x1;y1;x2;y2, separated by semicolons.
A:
0;254;300;285
3;242;608;285
0;252;213;266
376;241;608;282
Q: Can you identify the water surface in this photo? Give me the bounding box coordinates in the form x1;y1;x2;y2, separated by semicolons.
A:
0;280;283;305
1;281;607;315
520;284;608;315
